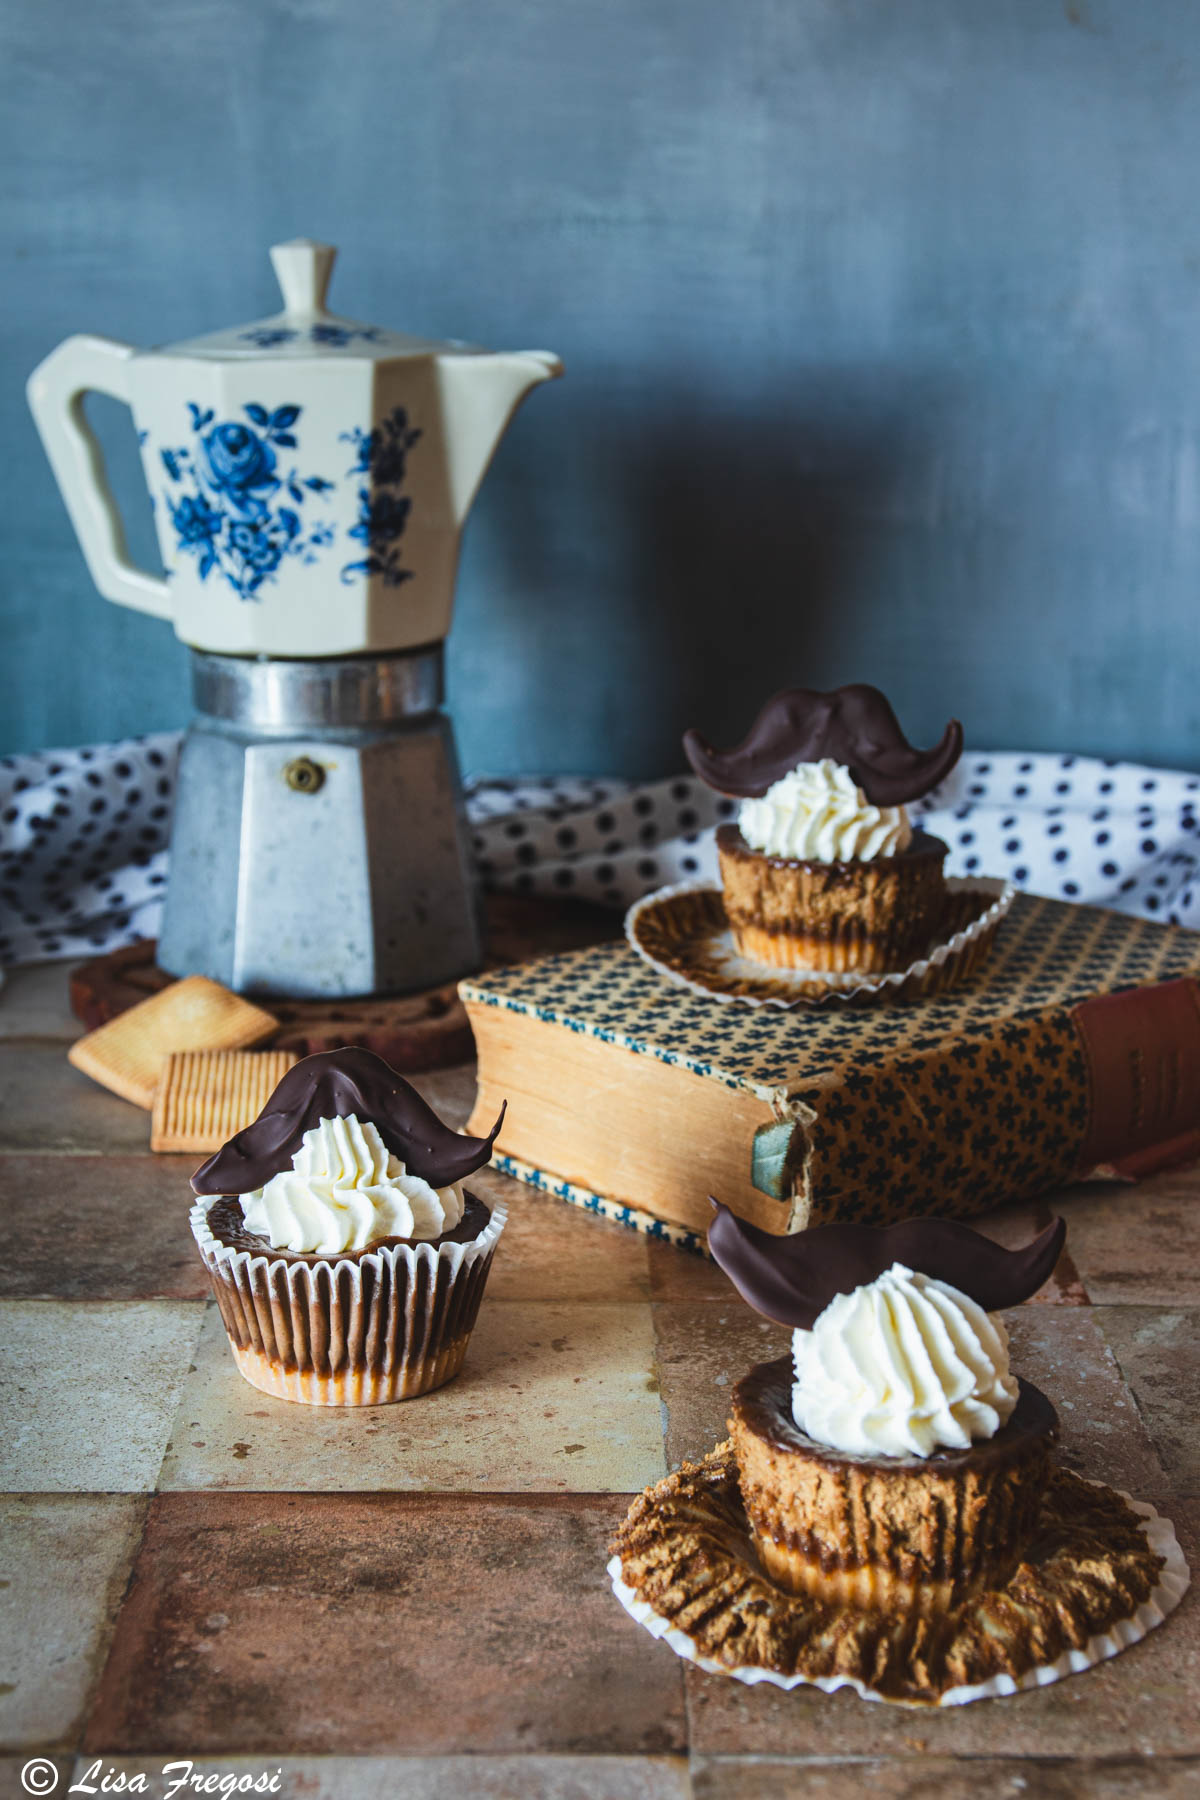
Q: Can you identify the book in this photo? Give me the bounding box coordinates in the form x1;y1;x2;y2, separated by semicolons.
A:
460;893;1200;1252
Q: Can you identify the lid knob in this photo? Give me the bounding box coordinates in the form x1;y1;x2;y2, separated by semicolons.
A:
269;239;336;316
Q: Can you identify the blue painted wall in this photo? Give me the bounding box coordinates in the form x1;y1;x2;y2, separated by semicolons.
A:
4;0;1199;775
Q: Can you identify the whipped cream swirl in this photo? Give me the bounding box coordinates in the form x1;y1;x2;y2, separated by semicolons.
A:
738;758;912;862
791;1262;1019;1458
240;1114;465;1254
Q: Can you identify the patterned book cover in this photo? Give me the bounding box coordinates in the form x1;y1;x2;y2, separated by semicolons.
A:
461;894;1200;1250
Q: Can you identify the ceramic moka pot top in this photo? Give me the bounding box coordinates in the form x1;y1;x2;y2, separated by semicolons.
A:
27;239;562;658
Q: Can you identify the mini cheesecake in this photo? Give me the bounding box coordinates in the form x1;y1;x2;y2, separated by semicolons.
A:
192;1190;502;1405
730;1354;1058;1614
716;823;949;973
188;1046;509;1407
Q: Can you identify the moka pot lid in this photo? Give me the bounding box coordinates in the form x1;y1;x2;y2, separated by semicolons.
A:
160;239;489;363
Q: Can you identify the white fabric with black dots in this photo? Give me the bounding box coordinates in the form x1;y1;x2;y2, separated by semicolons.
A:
1;739;1199;968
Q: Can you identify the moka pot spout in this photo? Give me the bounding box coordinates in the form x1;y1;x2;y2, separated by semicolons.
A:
435;348;563;526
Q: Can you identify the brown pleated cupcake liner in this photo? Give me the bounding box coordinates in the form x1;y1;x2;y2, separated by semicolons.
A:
190;1192;505;1406
626;877;1014;1008
609;1441;1189;1707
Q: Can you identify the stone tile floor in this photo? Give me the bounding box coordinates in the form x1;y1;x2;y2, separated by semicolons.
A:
0;962;1197;1799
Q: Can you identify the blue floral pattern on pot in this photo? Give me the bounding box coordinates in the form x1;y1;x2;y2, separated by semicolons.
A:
238;324;384;348
238;327;299;348
311;323;383;347
159;403;335;600
340;406;422;587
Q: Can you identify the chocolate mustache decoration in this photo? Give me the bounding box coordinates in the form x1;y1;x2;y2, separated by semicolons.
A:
708;1202;1066;1328
683;683;963;805
191;1047;505;1196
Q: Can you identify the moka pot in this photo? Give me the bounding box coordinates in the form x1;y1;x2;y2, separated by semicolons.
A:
27;239;562;996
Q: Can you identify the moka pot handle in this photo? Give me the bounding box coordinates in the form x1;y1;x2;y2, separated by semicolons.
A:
26;334;172;620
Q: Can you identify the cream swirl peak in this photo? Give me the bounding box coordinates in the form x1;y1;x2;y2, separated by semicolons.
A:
240;1114;465;1254
791;1262;1019;1459
737;758;912;862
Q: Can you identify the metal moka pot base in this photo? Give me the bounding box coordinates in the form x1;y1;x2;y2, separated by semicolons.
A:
158;647;483;999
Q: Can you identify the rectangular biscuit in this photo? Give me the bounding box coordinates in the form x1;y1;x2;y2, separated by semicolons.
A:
151;1048;299;1153
67;975;280;1110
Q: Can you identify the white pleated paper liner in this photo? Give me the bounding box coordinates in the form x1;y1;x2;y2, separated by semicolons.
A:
626;876;1015;1008
190;1192;506;1405
608;1485;1189;1708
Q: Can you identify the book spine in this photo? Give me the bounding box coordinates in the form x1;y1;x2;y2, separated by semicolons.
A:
1071;978;1200;1178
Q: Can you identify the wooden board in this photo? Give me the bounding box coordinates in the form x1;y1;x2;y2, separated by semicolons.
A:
68;893;623;1073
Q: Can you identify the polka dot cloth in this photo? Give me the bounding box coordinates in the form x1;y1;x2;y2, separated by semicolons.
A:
915;752;1200;932
1;739;1198;969
0;734;178;969
466;772;731;909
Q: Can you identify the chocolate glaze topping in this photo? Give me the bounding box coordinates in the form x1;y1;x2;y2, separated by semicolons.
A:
708;1204;1066;1328
683;684;963;804
205;1190;493;1261
735;1356;1058;1470
190;1047;505;1197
